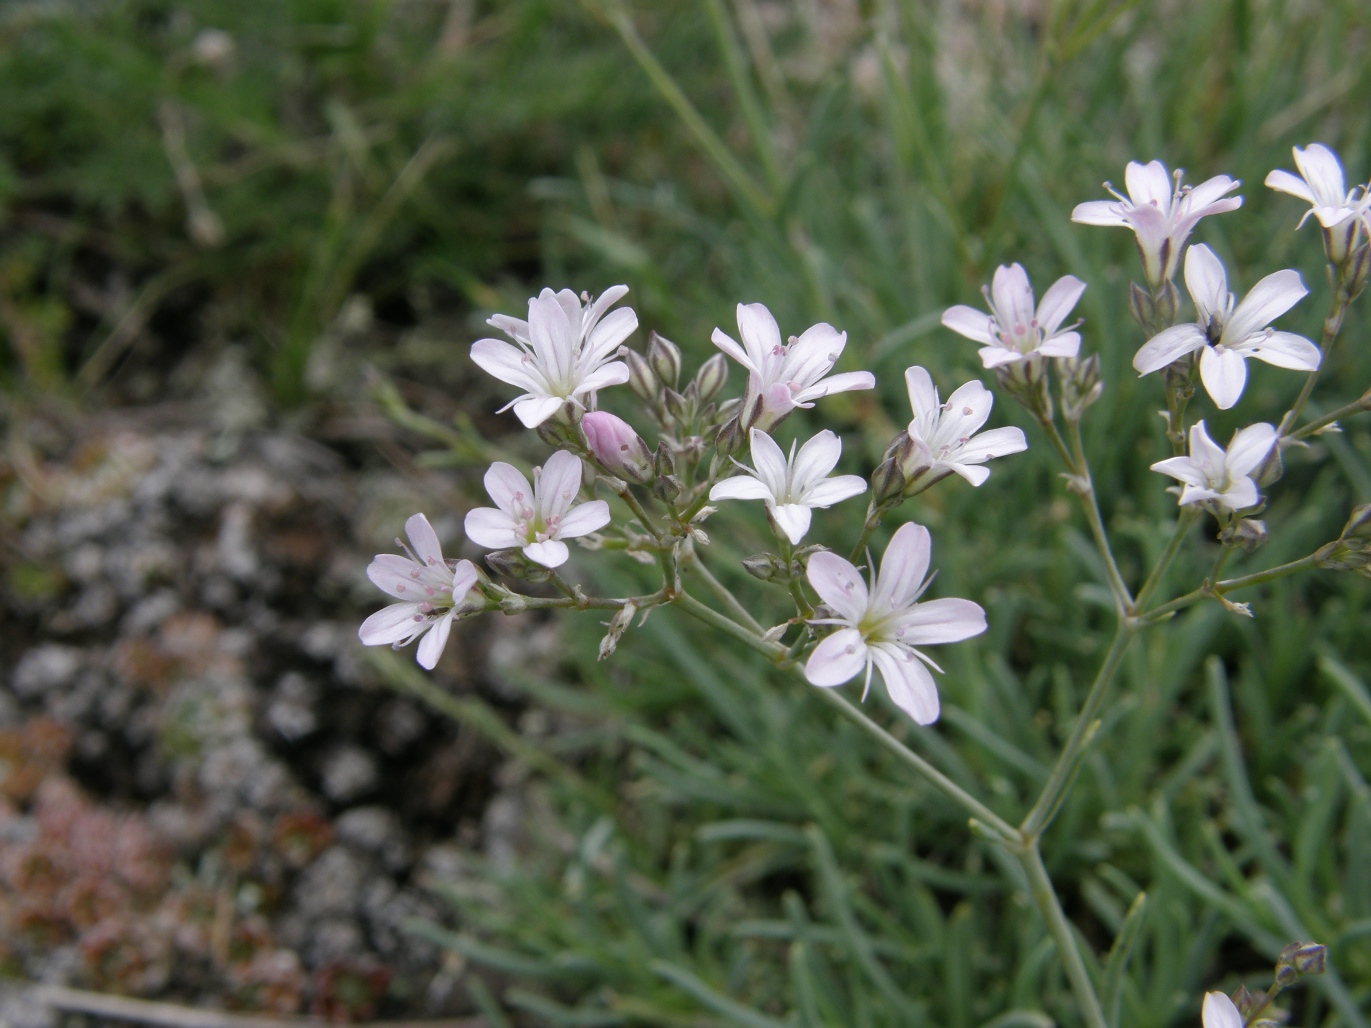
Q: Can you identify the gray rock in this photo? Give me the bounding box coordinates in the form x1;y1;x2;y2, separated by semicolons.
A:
294;846;367;919
12;645;82;697
320;746;377;803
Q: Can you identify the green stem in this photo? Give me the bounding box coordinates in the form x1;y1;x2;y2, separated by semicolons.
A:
1279;282;1350;438
670;591;1020;843
1064;417;1134;612
1289;391;1371;441
1020;625;1136;839
617;484;664;541
1020;844;1109;1028
683;548;765;634
1137;553;1323;623
848;508;881;564
1132;508;1198;612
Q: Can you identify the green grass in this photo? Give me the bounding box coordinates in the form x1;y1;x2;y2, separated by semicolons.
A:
7;1;1371;1025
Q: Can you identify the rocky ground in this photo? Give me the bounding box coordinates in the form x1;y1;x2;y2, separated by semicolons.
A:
0;362;562;1023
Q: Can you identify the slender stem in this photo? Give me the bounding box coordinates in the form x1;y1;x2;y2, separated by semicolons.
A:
616;484;664;541
1020;845;1109;1028
848;509;881;564
682;548;765;634
1132;508;1198;612
1289;391;1371;441
1021;624;1136;840
670;591;1021;843
1279;284;1349;437
1064;417;1134;612
1137;553;1323;623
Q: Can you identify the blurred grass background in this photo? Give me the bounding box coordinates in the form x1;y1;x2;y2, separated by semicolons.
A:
3;0;1371;1025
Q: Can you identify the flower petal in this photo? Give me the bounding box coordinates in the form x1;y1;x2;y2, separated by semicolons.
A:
1264;168;1315;205
945;462;991;487
538;450;585;521
736;302;783;366
1034;333;1081;358
451;560;478;603
524;539;570;568
791;430;843;491
1202;992;1244;1028
416;612;453;669
556;500;611;539
464;507;522;550
585;307;639;364
905;366;939;418
1070;200;1129;226
990;264;1036;333
1150;456;1208;488
806;551;869;622
1125;160;1172;206
405;513;445;569
1240;330;1320;371
710;329;756;372
1293;144;1347;207
1134;325;1206;375
1225;422;1277;478
1036;275;1086;336
803;475;867;508
513;396;564;428
794;371;876;404
953;426;1028;464
784;323;846;387
368;554;431;600
359;603;427;646
471;338;539;390
484;462;534;514
1199;346;1248;410
895;598;987;645
772;503;812;545
941;305;996;344
1226;269;1307;341
709;476;775;502
575;361;631;395
805;628;868;687
872;522;931;613
1184;244;1229;321
870;645;940;725
940;379;994;438
749;429;791;495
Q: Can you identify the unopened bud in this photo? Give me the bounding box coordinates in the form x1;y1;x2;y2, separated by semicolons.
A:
651;473;681;503
742;552;788;582
994;358;1052;421
1220;518;1267;554
582;411;653;484
662;387;690;422
695;353;729;403
1348;240;1371;300
680;435;707;464
536;410;579;450
1256;441;1284;488
621;346;657;402
653;440;676;479
715;415;746;458
1154;279;1180;326
1275;941;1326;984
484;549;552;583
647;331;682;388
1127;281;1154;330
872;455;907;507
1231;985;1255;1019
1059;353;1103;422
598;602;637;660
1341;503;1371;541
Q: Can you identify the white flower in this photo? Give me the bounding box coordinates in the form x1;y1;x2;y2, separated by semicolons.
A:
904;366;1027;485
1202;992;1243;1028
1072;160;1243;287
1133;244;1319;410
709;428;866;544
804;522;986;725
464;450;611;568
1151;420;1276;512
941;264;1085;368
1266;143;1370;263
471;286;637;428
711;303;875;428
359;514;478;670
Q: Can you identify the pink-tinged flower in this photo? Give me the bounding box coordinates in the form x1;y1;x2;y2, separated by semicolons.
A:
1072;160;1242;287
904;366;1027;485
711;303;874;429
359;514;478;670
941;265;1085;368
1151;420;1276;512
1266;143;1370;263
804;523;986;725
1202;992;1243;1028
470;286;637;428
709;428;866;544
581;410;653;484
464;450;610;568
1133;244;1318;410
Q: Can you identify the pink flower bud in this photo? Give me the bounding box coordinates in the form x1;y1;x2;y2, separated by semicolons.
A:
581;411;654;484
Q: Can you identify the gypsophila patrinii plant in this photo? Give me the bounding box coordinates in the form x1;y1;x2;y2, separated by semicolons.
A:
360;140;1371;1026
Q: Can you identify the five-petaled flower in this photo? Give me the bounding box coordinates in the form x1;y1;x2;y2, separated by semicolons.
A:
711;302;874;430
903;366;1027;485
1133;244;1319;410
1266;143;1370;263
804;522;986;725
471;286;638;428
709;428;867;544
942;264;1086;368
1201;992;1242;1028
359;514;477;670
1151;420;1276;512
1072;160;1243;288
465;450;611;568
